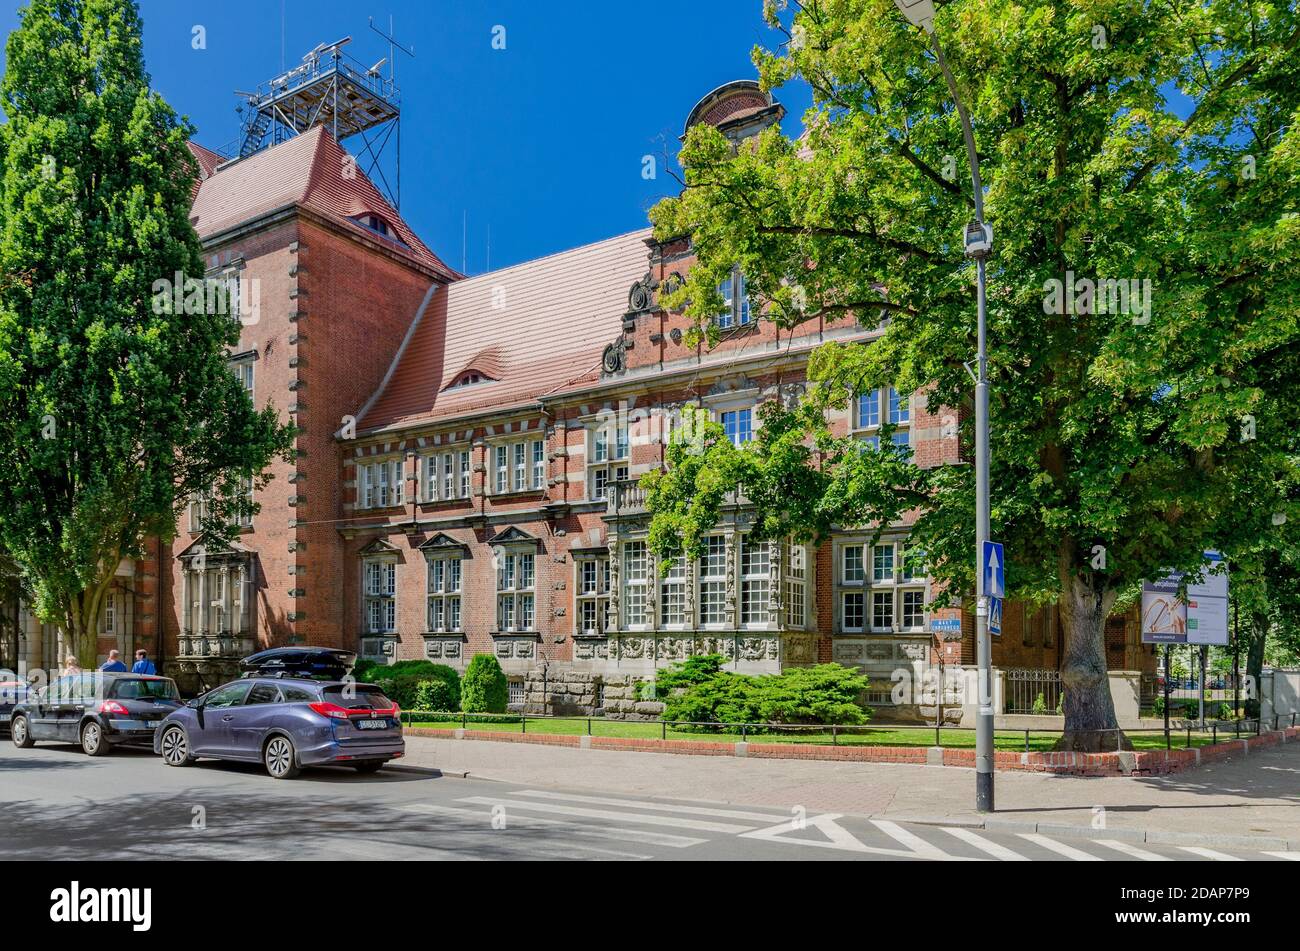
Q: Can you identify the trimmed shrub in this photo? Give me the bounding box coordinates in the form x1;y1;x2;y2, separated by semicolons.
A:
461;653;509;713
410;667;461;712
657;659;871;731
370;663;460;712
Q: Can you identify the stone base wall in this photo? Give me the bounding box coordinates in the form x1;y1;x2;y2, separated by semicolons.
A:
520;666;664;719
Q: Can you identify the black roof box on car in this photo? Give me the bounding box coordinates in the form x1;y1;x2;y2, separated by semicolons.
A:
239;647;357;680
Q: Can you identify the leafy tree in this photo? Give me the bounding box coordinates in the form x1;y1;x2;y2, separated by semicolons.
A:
0;0;294;666
645;0;1300;749
461;654;509;713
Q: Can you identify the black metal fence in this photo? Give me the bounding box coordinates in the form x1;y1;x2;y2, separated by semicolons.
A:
401;710;1299;752
1004;668;1062;715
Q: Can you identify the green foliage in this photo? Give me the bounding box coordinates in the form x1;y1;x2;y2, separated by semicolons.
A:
461;653;509;713
656;657;872;730
1216;702;1234;721
371;663;460;712
0;0;294;663
1032;692;1048;715
644;0;1300;740
411;672;461;713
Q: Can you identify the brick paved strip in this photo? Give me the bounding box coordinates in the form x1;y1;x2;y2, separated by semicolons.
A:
403;724;1298;777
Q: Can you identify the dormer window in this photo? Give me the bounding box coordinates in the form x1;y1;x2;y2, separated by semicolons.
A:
449;372;487;389
356;213;390;237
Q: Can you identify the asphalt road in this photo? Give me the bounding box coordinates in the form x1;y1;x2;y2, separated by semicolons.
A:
1;740;1296;862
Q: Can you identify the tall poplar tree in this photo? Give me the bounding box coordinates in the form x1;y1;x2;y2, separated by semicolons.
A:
0;0;294;666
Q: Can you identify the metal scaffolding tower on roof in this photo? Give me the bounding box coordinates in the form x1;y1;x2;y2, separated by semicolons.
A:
237;29;409;208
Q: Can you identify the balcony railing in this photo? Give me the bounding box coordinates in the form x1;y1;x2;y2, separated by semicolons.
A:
607;480;648;516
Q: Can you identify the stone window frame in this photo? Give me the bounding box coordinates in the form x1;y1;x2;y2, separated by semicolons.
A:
658;553;689;630
621;540;650;631
784;542;809;630
425;554;463;634
587;416;630;502
363;556;397;634
715;264;752;330
852;385;912;453
696;535;729;629
495;547;536;633
739;534;775;630
836;536;927;635
574;552;610;636
490;435;546;495
358;457;405;510
421;447;472;504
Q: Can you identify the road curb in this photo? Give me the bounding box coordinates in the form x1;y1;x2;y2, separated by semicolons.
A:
383;764;470;779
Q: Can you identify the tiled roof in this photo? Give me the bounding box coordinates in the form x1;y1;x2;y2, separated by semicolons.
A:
187;128;458;280
358;229;652;433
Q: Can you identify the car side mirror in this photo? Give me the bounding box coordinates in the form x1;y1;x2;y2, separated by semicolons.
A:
187;697;204;709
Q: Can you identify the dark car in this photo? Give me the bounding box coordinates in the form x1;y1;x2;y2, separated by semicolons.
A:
10;672;184;755
1;677;32;733
154;677;403;779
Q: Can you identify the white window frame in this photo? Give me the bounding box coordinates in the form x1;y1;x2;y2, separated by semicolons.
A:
659;554;688;630
740;535;774;628
838;538;926;634
575;555;610;635
495;549;536;632
359;458;405;509
719;407;754;447
697;535;727;628
588;421;629;501
621;541;649;630
491;437;546;495
853;386;912;454
716;265;752;329
426;555;462;633
363;558;397;634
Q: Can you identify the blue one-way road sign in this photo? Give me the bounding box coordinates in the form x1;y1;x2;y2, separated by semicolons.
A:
982;541;1005;599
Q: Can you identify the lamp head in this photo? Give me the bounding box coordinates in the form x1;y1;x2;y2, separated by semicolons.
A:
892;0;936;34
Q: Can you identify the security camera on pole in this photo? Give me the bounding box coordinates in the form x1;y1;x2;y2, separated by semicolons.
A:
892;0;996;811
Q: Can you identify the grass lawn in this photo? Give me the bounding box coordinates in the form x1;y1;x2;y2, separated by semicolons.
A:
403;716;1219;752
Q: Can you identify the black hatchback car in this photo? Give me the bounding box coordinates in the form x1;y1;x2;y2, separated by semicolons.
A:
10;672;184;755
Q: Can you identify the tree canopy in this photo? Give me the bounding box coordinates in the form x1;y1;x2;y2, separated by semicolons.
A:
644;0;1300;746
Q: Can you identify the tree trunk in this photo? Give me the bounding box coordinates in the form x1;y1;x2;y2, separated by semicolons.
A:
1245;610;1268;719
1055;573;1128;751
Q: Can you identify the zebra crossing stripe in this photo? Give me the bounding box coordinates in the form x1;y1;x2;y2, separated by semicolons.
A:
512;789;786;823
870;819;962;860
456;796;755;833
941;826;1029;860
1016;833;1103;861
1262;851;1300;861
1096;839;1172;861
1179;846;1244;861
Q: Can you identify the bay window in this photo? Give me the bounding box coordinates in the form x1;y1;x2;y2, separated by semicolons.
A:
576;555;610;635
740;535;773;626
622;541;648;628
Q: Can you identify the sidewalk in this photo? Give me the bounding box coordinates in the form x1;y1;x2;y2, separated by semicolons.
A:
400;734;1300;850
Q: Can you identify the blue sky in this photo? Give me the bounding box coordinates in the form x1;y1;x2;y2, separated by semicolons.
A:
0;1;811;274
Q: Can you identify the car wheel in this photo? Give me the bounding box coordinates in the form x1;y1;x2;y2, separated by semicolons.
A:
11;714;34;748
160;726;195;767
81;721;110;756
352;760;384;774
263;735;300;779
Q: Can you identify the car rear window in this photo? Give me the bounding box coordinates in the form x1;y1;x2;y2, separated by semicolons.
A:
321;686;394;710
110;678;180;701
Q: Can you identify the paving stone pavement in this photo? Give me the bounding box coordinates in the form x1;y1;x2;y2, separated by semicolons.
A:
400;734;1300;849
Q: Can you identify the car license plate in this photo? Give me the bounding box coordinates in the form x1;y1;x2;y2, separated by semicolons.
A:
356;719;388;730
0;713;10;723
114;719;158;731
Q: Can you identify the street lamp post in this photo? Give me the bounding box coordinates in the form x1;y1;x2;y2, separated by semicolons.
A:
891;0;995;811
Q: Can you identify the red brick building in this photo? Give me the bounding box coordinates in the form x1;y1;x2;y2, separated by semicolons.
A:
10;81;1156;718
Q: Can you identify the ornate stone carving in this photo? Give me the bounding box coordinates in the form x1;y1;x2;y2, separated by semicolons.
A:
602;340;625;375
620;636;646;659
